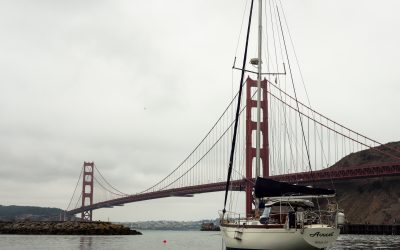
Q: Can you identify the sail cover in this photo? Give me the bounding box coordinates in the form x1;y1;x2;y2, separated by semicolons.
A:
254;177;335;198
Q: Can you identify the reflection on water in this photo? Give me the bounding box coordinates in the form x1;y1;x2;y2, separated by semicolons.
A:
79;236;92;250
330;234;400;249
0;232;399;250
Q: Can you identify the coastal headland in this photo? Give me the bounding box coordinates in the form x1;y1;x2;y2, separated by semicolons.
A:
0;221;142;235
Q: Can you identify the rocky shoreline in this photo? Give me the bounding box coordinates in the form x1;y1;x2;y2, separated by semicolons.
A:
0;221;142;235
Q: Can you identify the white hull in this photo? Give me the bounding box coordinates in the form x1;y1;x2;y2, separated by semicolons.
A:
220;224;339;250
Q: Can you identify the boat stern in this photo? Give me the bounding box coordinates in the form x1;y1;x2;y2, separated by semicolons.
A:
302;226;340;249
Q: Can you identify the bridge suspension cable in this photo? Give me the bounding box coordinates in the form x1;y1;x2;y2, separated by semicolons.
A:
65;168;82;211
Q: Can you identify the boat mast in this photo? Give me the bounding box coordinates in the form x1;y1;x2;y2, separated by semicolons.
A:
222;0;255;215
255;0;263;215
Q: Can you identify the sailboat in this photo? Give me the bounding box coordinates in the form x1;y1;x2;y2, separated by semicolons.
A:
220;178;345;249
219;1;345;249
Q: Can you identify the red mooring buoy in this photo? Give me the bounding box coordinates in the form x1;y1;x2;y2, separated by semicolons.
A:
163;240;167;244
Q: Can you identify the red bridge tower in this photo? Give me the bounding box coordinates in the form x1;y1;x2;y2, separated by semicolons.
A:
245;77;269;217
81;162;94;221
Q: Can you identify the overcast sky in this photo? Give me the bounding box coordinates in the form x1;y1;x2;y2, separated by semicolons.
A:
1;0;399;222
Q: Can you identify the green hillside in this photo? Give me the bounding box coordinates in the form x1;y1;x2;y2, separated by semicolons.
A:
0;205;69;221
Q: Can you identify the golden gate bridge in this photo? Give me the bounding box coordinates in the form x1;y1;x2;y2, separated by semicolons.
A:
64;77;400;221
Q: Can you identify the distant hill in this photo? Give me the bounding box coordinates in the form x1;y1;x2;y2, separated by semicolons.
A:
123;219;219;231
0;205;73;221
332;176;400;225
321;141;400;224
331;141;400;168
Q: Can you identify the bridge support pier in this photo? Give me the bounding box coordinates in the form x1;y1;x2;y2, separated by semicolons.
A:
81;162;94;221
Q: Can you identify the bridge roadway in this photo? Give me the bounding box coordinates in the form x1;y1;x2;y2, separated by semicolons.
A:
67;161;400;216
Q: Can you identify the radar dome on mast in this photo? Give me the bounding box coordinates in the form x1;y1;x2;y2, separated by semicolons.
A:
250;58;262;65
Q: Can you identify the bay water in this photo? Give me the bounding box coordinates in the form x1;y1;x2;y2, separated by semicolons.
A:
0;231;399;249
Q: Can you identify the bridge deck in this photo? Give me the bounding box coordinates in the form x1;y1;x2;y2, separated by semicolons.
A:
67;162;400;215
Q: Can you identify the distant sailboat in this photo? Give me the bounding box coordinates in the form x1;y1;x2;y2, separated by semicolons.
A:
219;1;345;249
